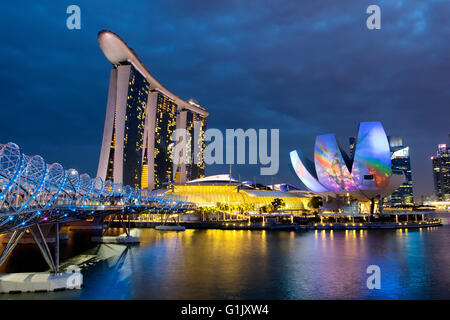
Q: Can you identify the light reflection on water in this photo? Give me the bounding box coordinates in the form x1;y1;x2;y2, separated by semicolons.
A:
1;213;450;300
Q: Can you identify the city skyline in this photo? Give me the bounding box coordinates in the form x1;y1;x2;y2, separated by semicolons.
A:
0;1;449;198
1;1;450;304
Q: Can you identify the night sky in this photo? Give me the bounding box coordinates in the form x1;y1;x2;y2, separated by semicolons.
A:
0;0;449;198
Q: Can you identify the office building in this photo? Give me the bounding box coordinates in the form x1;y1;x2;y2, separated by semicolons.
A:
386;136;414;206
431;137;450;201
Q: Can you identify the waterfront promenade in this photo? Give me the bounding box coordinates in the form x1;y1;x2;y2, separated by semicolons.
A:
106;210;442;231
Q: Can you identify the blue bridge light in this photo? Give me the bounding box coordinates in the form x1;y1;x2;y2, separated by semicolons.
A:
0;141;171;234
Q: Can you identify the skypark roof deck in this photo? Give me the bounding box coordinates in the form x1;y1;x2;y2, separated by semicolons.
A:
97;30;208;117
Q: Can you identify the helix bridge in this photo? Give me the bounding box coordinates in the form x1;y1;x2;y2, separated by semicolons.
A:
0;142;191;272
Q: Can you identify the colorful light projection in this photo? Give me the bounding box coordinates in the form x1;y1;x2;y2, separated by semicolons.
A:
290;121;392;194
289;150;328;193
314;134;358;192
351;122;391;189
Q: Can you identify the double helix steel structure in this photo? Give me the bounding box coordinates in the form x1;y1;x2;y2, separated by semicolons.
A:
0;142;191;235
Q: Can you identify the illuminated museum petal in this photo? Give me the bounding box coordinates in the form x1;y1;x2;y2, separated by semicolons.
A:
289;150;328;193
351;122;391;190
314;134;358;192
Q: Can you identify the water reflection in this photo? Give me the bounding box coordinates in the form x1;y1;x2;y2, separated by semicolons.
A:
0;213;450;299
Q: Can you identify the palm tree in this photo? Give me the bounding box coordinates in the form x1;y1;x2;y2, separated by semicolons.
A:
271;198;286;211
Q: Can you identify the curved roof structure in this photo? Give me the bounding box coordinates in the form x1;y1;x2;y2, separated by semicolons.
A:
97;30;208;117
187;174;239;184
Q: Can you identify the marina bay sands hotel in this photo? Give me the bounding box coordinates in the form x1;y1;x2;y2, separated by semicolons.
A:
96;30;209;190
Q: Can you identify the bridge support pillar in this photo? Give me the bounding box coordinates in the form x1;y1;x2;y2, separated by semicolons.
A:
29;224;57;273
0;224;62;274
0;230;26;266
0;223;83;294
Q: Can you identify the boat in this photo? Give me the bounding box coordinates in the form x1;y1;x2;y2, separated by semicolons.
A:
155;225;186;231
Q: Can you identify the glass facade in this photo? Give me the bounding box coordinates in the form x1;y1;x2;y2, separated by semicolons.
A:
154;93;177;189
185;111;206;181
122;65;150;187
105;109;116;182
105;65;150;188
432;142;450;201
387;138;414;206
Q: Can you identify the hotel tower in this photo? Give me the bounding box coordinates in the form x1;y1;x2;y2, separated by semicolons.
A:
96;30;208;190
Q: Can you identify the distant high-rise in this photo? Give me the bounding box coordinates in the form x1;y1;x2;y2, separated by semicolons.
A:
349;136;356;158
96;30;208;190
386;136;414;206
431;136;450;201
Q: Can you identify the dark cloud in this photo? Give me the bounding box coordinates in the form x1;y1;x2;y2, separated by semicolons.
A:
0;0;448;198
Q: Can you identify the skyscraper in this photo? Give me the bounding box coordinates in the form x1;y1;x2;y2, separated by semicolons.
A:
431;137;450;201
349;136;356;159
96;30;208;190
387;136;414;206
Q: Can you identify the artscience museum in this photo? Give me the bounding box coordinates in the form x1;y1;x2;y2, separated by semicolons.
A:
290;122;404;214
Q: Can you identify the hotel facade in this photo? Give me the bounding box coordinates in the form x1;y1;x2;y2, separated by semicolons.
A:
96;30;208;191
